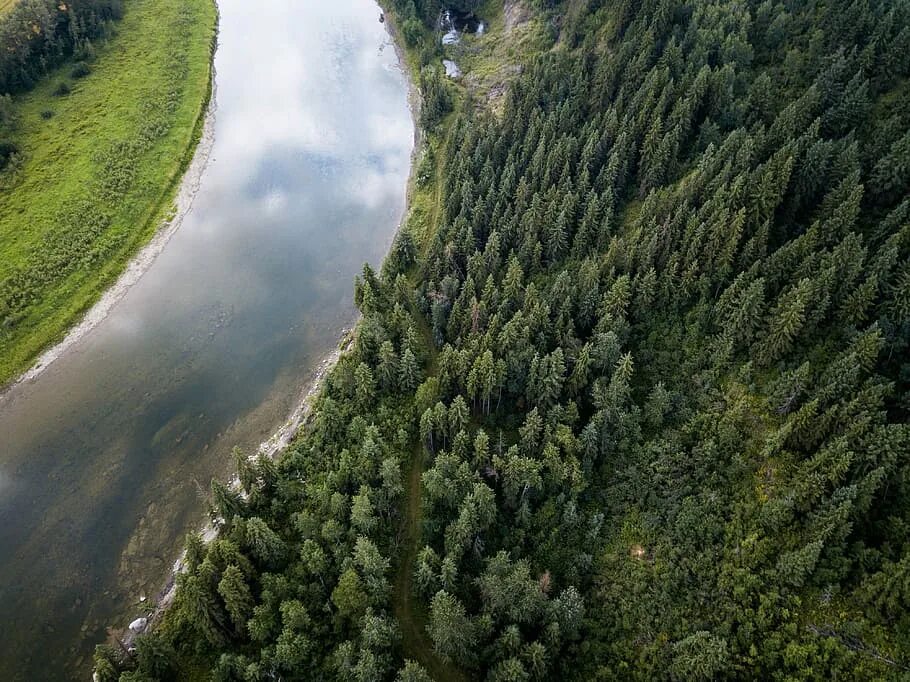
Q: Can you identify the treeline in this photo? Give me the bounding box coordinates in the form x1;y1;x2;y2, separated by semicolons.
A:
0;0;121;171
0;0;121;95
99;0;910;679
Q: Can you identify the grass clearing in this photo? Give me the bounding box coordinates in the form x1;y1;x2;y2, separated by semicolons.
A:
448;0;551;116
0;0;217;385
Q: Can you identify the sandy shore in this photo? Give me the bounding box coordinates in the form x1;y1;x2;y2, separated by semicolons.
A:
0;78;219;405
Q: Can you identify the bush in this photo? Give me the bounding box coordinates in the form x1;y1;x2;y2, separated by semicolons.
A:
416;145;435;187
402;17;423;48
418;65;452;129
53;82;71;97
0;94;16;131
71;62;91;79
0;141;18;170
40;110;54;120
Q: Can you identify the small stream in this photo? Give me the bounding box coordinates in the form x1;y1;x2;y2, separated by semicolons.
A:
441;8;485;45
0;0;413;678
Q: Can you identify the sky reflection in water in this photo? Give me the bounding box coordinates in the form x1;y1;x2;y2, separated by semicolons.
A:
0;0;412;678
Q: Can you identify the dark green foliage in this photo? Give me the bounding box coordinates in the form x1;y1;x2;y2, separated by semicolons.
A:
0;0;121;96
0;141;18;171
125;0;910;679
0;94;17;172
419;64;452;130
131;633;178;681
71;62;92;79
401;17;423;48
218;564;254;632
446;0;481;15
428;590;478;664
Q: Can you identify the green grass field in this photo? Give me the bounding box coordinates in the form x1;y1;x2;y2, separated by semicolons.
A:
0;0;16;16
0;0;217;385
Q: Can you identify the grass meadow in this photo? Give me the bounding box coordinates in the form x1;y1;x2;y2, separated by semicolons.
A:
0;0;217;384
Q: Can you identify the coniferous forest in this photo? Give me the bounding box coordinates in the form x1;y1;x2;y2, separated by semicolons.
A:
97;0;910;678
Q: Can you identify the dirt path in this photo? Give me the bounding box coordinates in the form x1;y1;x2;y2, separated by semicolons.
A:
392;446;470;682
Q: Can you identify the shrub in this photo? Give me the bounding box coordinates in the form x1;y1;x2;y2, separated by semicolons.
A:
40;110;54;120
0;94;16;131
416;145;435;187
402;17;423;48
0;141;18;170
71;62;91;79
53;82;71;97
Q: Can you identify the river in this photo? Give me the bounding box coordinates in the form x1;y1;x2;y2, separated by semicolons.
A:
0;0;413;678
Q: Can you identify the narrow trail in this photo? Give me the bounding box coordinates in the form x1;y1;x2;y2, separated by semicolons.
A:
393;446;470;682
389;74;467;678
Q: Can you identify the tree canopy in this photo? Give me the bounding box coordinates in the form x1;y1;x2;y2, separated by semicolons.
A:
101;0;910;678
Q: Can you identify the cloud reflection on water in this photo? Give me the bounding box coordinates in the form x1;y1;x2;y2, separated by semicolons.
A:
0;0;412;678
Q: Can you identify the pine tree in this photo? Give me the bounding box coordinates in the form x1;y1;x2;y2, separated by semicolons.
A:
428;591;477;665
448;394;469;435
397;660;433;682
244;517;285;567
354;362;376;407
399;348;421;392
218;564;254;633
756;278;812;365
351;485;377;533
377;341;399;392
176;572;228;647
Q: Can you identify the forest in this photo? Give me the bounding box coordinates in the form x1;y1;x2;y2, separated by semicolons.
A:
97;0;910;679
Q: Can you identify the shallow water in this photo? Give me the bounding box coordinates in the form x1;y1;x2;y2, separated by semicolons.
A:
0;0;412;678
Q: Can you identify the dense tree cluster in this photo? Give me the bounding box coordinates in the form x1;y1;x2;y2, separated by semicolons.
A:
0;0;121;96
101;0;910;678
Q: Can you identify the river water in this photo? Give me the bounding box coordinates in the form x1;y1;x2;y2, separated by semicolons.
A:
0;0;412;678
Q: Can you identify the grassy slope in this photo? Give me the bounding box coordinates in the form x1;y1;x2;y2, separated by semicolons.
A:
0;0;217;385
